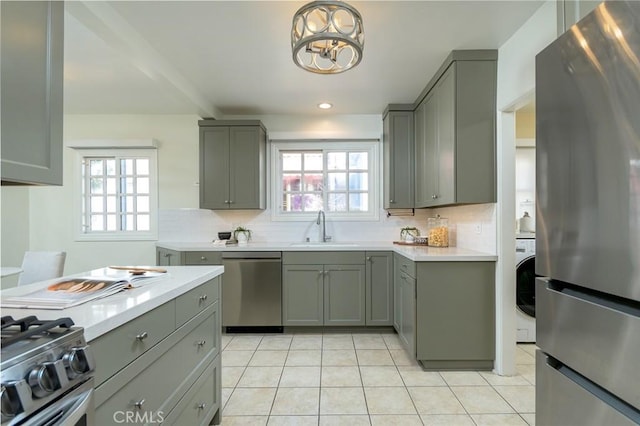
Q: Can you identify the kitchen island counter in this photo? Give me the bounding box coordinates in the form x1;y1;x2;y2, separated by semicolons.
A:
156;241;497;262
0;265;223;341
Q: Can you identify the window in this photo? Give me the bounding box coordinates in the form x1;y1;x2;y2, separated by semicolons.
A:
73;147;158;241
271;140;379;221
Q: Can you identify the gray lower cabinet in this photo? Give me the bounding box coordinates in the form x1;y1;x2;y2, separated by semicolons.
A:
92;277;222;425
156;248;222;266
393;255;495;370
199;120;267;210
414;51;497;208
416;262;495;370
366;251;394;326
1;1;63;185
383;106;414;209
393;254;416;356
157;248;182;266
282;252;366;326
282;265;324;326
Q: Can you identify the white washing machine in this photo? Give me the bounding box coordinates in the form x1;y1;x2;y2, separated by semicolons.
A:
516;237;536;342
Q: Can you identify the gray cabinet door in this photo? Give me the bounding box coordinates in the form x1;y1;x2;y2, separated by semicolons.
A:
366;252;393;326
199;122;266;210
416;262;495;367
414;52;497;208
424;91;439;206
282;265;324;326
393;267;401;333
399;271;416;357
435;65;456;205
229;126;266;209
1;1;63;185
200;127;230;209
383;110;414;209
157;248;182;266
324;264;366;326
414;100;428;207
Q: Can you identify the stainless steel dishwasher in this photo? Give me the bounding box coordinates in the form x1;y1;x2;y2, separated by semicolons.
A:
222;251;282;333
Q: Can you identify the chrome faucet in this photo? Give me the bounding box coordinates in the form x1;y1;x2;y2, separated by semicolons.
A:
316;210;332;242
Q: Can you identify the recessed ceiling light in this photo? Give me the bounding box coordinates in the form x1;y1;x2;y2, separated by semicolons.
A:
318;102;333;109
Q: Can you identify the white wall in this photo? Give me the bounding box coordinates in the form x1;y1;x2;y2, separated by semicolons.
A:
17;112;497;277
27;114;201;274
1;187;30;288
495;0;557;375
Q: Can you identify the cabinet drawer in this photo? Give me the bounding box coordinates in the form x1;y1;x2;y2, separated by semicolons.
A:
395;254;415;278
91;301;175;386
176;277;219;328
283;251;365;265
184;251;222;265
163;357;219;426
96;306;217;425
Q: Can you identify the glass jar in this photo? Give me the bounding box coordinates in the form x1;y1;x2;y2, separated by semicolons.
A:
427;215;449;247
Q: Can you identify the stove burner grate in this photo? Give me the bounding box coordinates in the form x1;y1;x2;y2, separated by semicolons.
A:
1;316;75;347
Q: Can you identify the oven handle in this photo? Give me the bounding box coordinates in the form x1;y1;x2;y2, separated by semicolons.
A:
56;388;93;426
24;379;94;426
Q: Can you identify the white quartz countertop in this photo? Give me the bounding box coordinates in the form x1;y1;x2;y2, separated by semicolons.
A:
0;266;223;341
156;241;497;262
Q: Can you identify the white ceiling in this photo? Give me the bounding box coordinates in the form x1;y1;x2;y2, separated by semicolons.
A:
63;1;544;117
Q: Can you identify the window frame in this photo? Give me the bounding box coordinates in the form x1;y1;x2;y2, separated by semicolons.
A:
270;140;380;221
73;147;158;241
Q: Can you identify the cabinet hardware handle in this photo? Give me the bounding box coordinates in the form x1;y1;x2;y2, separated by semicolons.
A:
197;402;206;410
200;256;206;261
135;332;148;341
199;294;208;301
133;399;145;409
164;253;171;257
318;271;323;275
366;256;372;261
390;199;394;203
229;200;233;204
196;340;206;346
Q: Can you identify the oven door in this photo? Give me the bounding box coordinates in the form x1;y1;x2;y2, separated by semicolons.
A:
24;378;94;426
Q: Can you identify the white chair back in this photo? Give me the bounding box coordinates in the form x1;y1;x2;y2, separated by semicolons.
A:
17;251;67;286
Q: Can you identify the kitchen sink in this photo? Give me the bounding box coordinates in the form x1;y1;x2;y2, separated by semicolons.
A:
289;243;360;248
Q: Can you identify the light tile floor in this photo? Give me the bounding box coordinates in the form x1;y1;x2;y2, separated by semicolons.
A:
220;332;537;426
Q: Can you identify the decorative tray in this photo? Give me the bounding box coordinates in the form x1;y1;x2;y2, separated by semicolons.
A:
393;241;429;246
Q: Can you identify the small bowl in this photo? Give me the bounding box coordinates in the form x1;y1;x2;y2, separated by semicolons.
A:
218;231;232;240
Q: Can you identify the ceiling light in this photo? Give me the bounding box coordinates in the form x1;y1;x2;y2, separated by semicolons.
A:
291;0;365;74
318;102;333;109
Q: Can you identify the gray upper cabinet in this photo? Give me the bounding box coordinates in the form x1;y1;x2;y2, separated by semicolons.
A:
414;51;497;208
1;1;63;185
383;106;414;209
199;120;267;210
365;251;394;326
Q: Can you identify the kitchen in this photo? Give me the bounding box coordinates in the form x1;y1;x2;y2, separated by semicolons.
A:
2;1;637;425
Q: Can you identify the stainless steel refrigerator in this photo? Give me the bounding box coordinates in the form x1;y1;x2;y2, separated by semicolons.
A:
535;1;640;424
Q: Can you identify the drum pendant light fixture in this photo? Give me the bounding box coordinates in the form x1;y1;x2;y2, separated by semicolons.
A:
291;0;364;74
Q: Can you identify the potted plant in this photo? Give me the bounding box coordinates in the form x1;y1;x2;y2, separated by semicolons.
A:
233;226;252;245
400;226;420;241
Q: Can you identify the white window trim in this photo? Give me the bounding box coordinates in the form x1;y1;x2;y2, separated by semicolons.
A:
270;140;380;222
72;147;158;241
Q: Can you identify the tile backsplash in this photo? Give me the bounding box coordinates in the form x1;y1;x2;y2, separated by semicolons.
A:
159;203;496;254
